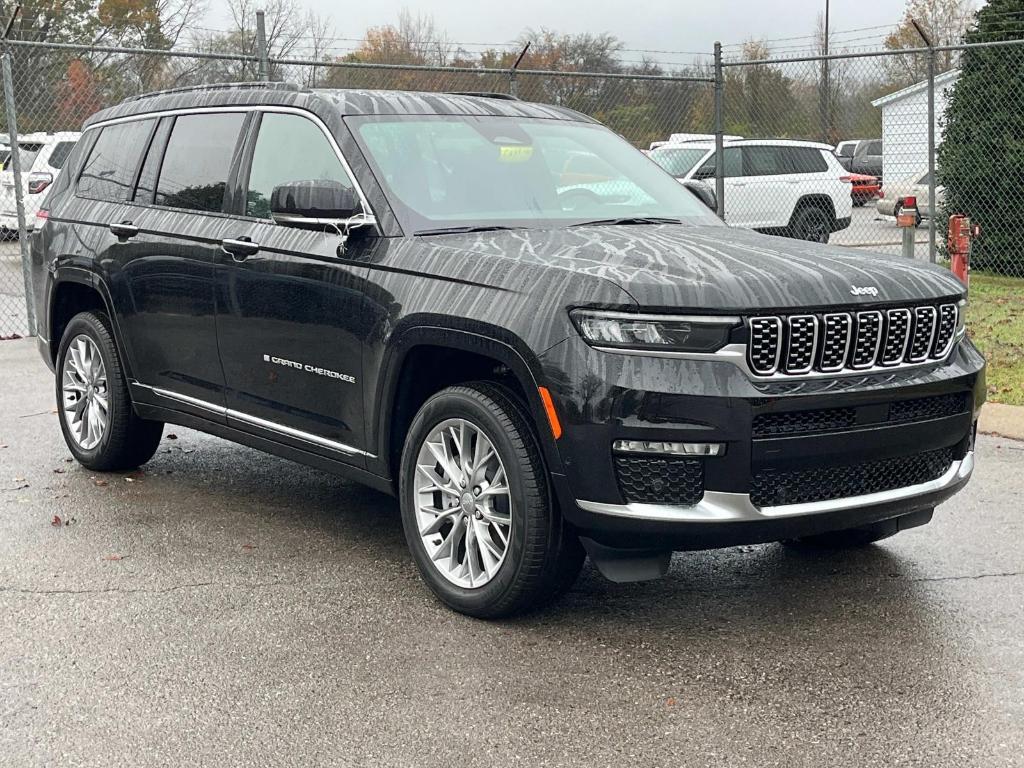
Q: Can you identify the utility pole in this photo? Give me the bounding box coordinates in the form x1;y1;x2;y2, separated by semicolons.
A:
820;0;830;144
255;10;269;81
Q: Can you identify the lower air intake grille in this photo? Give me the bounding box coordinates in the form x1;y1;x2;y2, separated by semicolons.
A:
750;447;954;507
889;392;970;424
614;455;704;505
752;407;857;438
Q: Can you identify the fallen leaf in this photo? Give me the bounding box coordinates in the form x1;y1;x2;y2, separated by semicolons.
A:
166;433;178;440
124;477;134;483
666;697;677;707
52;468;65;474
241;543;257;551
51;515;62;527
94;479;109;487
102;554;126;561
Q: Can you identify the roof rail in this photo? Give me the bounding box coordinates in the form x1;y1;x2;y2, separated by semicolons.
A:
121;81;300;104
446;91;520;101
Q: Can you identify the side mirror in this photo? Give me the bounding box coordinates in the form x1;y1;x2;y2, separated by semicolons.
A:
270;180;363;226
683;180;717;212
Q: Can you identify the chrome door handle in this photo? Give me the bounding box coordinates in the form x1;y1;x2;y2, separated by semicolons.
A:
221;237;260;261
109;221;139;240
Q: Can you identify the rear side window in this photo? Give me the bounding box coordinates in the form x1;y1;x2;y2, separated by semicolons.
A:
743;146;789;176
78;120;154;202
696;147;741;178
4;142;42;171
155;113;245;213
838;143;855;157
47;141;76;170
785;147;828;174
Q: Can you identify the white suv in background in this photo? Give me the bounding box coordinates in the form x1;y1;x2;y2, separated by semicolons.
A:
649;139;853;243
0;131;80;235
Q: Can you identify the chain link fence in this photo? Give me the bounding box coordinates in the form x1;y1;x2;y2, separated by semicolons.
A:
714;40;1024;278
1;35;1022;337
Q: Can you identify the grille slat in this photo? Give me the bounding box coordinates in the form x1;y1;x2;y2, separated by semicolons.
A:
751;447;954;507
785;316;818;374
819;313;852;372
908;306;938;362
747;303;959;378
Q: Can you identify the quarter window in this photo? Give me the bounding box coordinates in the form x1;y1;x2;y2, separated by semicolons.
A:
245;112;351;219
78;120;154;202
155;113;245;213
48;141;77;170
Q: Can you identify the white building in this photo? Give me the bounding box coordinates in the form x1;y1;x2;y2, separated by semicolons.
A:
870;68;959;183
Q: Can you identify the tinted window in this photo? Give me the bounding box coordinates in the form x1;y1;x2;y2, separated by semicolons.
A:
47;141;76;170
155;113;245;213
696;147;741;178
649;146;710;178
743;146;788;176
246;112;350;219
134;118;172;204
78;120;154;202
785;147;828;173
838;143;856;157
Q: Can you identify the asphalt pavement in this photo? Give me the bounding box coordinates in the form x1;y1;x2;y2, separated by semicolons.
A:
1;337;1022;767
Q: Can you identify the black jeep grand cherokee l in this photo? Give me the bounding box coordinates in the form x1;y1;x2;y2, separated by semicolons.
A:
31;84;983;617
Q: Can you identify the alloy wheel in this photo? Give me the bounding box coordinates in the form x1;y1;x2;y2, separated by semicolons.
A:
414;417;513;588
61;334;109;450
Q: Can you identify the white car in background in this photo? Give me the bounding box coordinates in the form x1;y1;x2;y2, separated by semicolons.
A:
649;139;853;243
876;170;944;227
0;131;80;235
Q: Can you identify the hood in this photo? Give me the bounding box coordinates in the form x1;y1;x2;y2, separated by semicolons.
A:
429;224;965;312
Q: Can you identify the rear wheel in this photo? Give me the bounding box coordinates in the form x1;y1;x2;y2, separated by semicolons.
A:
56;311;163;471
399;383;584;618
790;206;834;243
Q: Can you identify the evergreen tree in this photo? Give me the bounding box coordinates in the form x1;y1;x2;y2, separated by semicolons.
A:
938;0;1024;274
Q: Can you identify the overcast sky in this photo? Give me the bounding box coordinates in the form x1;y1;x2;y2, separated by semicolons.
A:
210;0;919;64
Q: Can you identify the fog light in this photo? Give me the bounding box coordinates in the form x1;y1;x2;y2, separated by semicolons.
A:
612;440;725;457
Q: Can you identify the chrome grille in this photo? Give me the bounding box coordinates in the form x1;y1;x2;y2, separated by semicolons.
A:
784;316;818;373
746;302;960;378
748;317;782;374
880;308;912;365
908;306;938;362
932;304;958;357
819;313;852;372
850;311;883;369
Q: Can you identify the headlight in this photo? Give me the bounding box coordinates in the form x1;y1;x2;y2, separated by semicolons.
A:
570;310;738;353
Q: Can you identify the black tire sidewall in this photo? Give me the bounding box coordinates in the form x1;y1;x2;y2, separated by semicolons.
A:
794;208;832;243
399;387;541;615
55;313;128;468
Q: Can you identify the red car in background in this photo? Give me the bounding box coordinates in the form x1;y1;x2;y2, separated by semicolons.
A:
843;172;882;207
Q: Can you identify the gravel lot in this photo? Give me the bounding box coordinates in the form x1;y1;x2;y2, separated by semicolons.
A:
1;337;1022;767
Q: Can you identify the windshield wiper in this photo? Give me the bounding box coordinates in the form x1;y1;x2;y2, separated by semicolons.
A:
414;225;524;236
568;216;681;228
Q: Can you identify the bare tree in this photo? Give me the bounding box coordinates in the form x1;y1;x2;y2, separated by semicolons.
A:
883;0;977;85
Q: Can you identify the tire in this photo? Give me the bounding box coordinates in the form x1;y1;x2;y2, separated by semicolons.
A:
399;382;584;618
790;206;834;243
782;509;933;550
55;311;163;472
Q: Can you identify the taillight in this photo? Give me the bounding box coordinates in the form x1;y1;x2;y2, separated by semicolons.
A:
27;171;53;195
35;209;49;221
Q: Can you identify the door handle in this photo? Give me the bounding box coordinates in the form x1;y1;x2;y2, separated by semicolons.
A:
221;237;260;261
109;221;139;240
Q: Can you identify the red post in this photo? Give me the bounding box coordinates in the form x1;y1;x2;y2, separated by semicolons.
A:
947;214;971;288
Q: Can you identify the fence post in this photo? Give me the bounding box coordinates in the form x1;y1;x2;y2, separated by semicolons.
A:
255;10;269;82
926;47;937;263
1;50;34;335
713;41;725;221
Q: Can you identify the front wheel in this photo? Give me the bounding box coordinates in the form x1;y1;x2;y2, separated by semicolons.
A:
399;383;584;618
56;311;163;471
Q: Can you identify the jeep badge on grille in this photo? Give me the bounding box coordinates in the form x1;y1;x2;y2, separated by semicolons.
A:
850;285;879;296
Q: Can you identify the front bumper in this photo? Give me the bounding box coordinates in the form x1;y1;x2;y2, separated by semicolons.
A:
541;335;985;550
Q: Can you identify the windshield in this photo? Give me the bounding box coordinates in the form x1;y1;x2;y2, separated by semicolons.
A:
348;115;718;234
648;146;710;178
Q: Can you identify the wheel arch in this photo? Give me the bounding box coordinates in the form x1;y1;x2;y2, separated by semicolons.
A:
790;194;837;225
48;268;133;379
369;322;566;488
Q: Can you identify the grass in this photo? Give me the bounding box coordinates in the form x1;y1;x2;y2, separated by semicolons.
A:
966;273;1024;405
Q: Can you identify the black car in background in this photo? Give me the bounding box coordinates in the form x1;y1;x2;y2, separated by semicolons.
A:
31;84;982;617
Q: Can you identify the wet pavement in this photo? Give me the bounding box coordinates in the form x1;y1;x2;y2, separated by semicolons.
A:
1;337;1021;767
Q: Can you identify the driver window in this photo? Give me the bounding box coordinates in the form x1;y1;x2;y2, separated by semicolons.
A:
246;112;352;219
